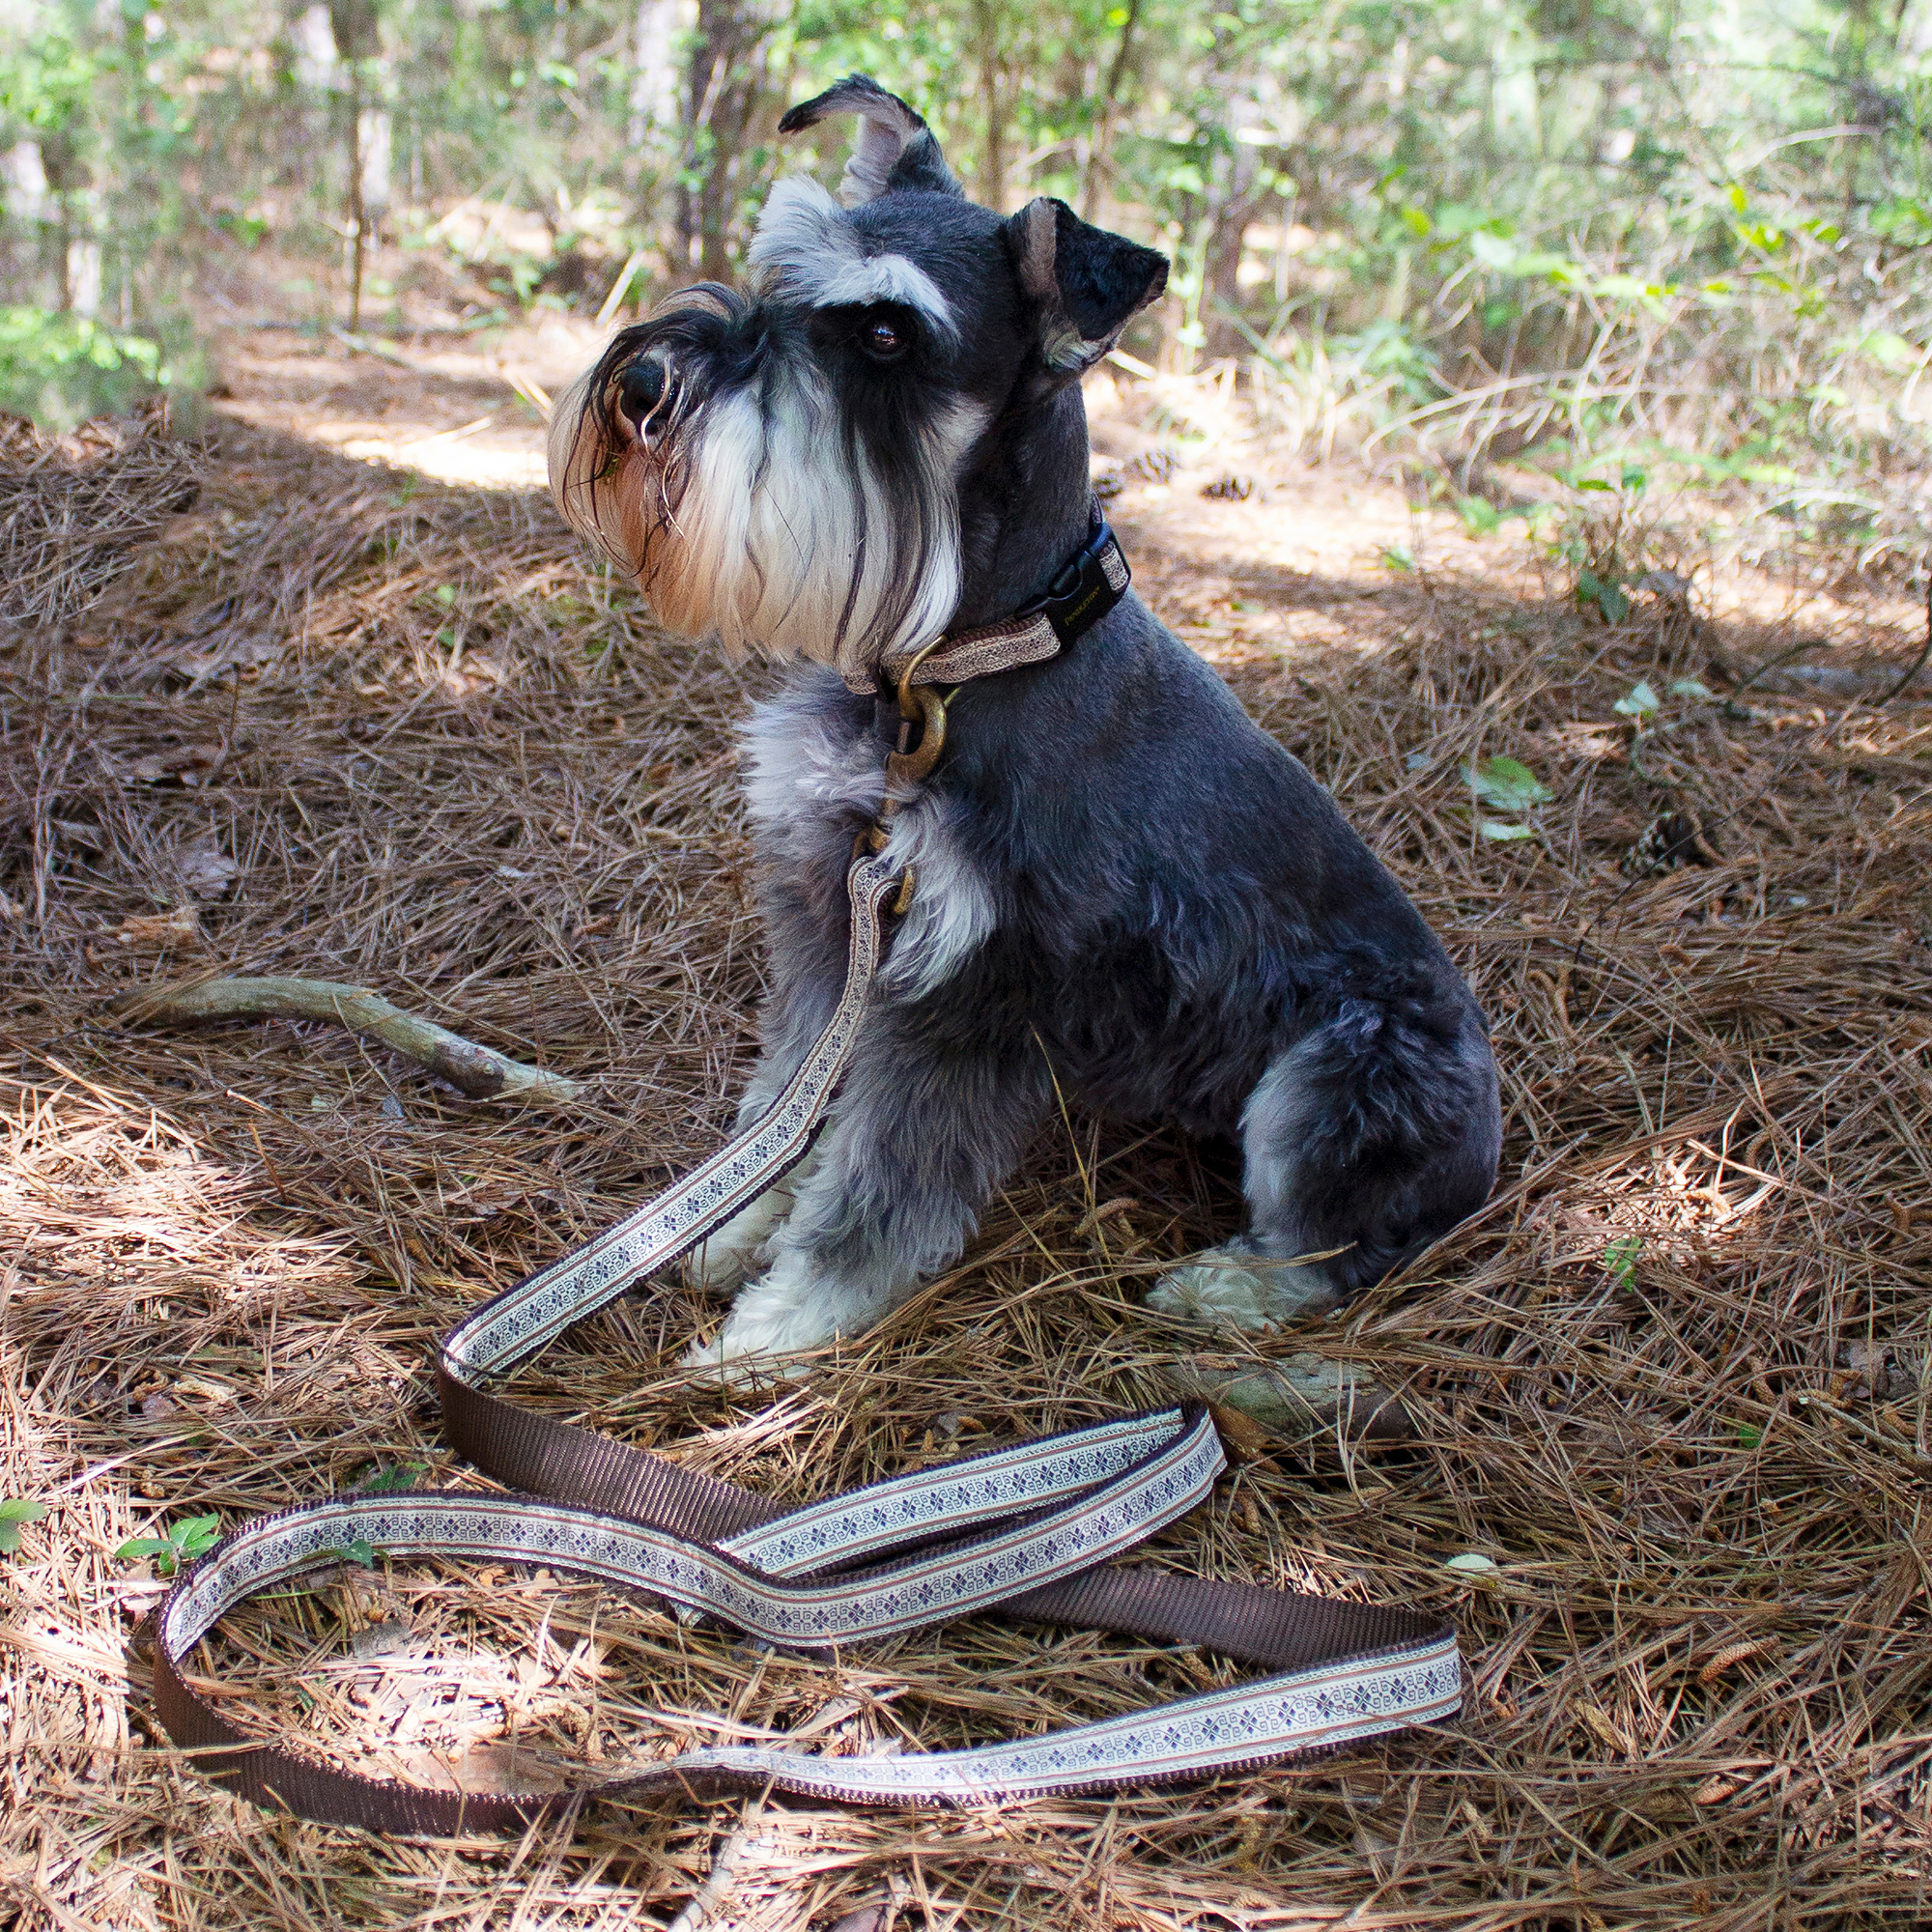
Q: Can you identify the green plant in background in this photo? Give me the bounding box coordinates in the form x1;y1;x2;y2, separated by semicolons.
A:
116;1512;220;1577
1605;1235;1642;1289
0;307;185;430
2;0;1931;527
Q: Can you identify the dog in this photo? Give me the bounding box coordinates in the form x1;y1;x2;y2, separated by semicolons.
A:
549;76;1502;1376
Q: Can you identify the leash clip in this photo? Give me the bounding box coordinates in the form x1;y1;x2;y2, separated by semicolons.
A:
864;636;948;916
885;638;949;791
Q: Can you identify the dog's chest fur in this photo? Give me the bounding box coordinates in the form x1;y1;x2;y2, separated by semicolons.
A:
742;675;998;1005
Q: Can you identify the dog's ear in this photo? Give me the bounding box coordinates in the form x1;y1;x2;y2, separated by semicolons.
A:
1004;198;1168;376
778;74;961;207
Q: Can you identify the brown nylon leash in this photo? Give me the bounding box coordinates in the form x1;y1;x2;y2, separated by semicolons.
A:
146;843;1462;1835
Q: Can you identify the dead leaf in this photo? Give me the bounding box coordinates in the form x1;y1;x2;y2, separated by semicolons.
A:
1572;1698;1636;1753
1208;1402;1274;1464
129;744;225;786
351;1618;412;1660
117;906;201;950
179;839;240;899
826;1908;890;1932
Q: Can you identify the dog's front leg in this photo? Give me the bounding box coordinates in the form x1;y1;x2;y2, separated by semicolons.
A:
683;933;845;1297
683;1028;1048;1378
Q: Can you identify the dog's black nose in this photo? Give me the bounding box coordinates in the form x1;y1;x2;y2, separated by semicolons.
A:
617;359;667;433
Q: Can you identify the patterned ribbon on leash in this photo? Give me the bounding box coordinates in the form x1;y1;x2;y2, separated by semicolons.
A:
148;849;1461;1833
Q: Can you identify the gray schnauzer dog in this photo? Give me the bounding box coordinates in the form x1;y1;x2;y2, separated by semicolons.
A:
550;76;1502;1375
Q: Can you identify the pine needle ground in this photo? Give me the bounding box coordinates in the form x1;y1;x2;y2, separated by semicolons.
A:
2;382;1928;1931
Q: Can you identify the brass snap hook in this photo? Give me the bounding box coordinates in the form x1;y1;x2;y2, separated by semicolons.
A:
862;638;948;918
885;639;948;792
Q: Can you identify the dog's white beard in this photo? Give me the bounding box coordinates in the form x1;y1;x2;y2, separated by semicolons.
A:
553;364;973;685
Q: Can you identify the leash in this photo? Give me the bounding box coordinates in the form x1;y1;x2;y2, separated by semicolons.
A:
145;534;1463;1833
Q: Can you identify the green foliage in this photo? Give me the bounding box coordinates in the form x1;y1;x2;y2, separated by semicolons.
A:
117;1513;221;1577
1613;679;1662;724
1604;1235;1642;1289
318;1536;383;1567
2;0;1930;500
1464;753;1552;843
1577;570;1632;625
354;1462;428;1494
1458;496;1503;538
0;1498;46;1555
0;309;188;431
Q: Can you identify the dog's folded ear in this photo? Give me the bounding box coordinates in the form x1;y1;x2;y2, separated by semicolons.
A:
779;74;961;207
1003;198;1169;376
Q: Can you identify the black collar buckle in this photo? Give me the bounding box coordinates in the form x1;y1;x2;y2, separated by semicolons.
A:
1016;517;1129;646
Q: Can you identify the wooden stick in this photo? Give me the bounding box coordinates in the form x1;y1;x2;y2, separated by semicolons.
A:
108;977;583;1106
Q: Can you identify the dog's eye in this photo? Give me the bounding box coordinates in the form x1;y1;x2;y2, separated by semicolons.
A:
857;316;907;362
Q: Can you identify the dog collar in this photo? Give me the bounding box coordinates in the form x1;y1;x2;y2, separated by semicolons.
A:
846;515;1130;696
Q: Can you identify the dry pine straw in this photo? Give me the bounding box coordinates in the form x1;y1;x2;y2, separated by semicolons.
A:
0;402;1927;1932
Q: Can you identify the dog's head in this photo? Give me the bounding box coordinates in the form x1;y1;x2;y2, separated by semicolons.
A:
549;75;1167;685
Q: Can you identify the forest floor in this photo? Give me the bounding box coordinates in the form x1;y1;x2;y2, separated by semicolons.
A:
2;320;1930;1931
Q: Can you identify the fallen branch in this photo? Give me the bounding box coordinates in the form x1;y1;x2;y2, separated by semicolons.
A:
107;977;583;1106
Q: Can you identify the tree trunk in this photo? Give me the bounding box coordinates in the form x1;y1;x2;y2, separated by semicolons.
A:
1081;0;1141;221
676;0;778;284
972;0;1009;211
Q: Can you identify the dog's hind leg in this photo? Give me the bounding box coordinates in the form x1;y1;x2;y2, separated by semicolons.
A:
1148;994;1500;1331
684;1030;1050;1377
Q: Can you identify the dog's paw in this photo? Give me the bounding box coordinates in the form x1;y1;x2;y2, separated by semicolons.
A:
679;1313;825;1385
1147;1244;1338;1331
682;1161;814;1297
680;1256;845;1382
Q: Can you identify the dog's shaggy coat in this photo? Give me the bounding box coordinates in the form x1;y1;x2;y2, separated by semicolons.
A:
550;76;1502;1371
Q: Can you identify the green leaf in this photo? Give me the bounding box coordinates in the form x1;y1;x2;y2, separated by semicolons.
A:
316;1537;384;1568
1613;680;1661;721
0;1499;45;1554
1458;496;1501;538
1735;1423;1763;1450
1479;819;1537;841
118;1512;221;1576
172;1514;221;1560
1465;755;1552;813
1379;544;1414;573
1605;1235;1642;1289
1468;230;1518;271
115;1535;181;1574
1668;678;1715;700
355;1463;428;1495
